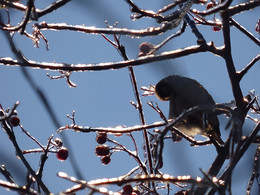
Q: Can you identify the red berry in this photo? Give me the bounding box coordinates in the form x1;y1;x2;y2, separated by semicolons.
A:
9;116;20;127
172;132;182;142
139;42;151;54
212;26;221;32
54;138;63;147
122;184;133;195
96;132;107;144
138;42;154;57
57;147;69;161
101;155;111;165
95;145;110;156
206;2;214;9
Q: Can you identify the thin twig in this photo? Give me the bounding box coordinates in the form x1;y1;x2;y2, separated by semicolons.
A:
230;18;260;46
57;121;167;133
101;28;154;176
0;165;15;184
0;179;38;195
157;0;188;14
19;125;46;151
36;135;54;179
246;143;260;194
237;54;260;81
57;172;111;194
107;138;148;174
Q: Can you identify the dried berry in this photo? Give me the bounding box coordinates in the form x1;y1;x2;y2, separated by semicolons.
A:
171;132;182;142
101;155;111;165
95;145;110;156
139;42;151;54
138;42;154;57
96;132;107;144
212;26;221;32
206;2;214;9
122;184;133;195
212;18;222;32
9;116;20;127
57;147;69;161
54;138;63;148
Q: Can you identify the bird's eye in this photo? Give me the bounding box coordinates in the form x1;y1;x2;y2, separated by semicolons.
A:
155;81;173;101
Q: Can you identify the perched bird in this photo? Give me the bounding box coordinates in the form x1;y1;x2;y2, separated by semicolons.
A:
155;75;224;145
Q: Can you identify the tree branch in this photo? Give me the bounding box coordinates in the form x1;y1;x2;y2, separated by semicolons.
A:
0;42;223;71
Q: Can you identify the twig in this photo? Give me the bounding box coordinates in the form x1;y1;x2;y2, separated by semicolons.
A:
229;0;260;17
37;0;71;18
57;121;167;134
246;143;260;194
0;179;38;195
19;125;46;151
158;0;188;14
85;173;224;188
124;0;163;21
36;135;54;179
107;138;148;174
34;22;172;36
0;0;71;23
57;172;111;194
230;18;260;46
0;165;15;184
237;54;260;81
150;21;187;54
191;0;232;16
100;28;154;176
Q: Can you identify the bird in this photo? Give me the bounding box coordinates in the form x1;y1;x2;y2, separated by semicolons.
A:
155;75;224;145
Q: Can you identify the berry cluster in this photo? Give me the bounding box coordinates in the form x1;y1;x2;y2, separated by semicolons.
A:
54;138;69;161
205;1;222;32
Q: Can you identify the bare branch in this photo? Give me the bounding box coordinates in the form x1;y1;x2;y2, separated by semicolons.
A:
221;10;246;110
0;42;223;71
34;22;172;36
229;0;260;17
